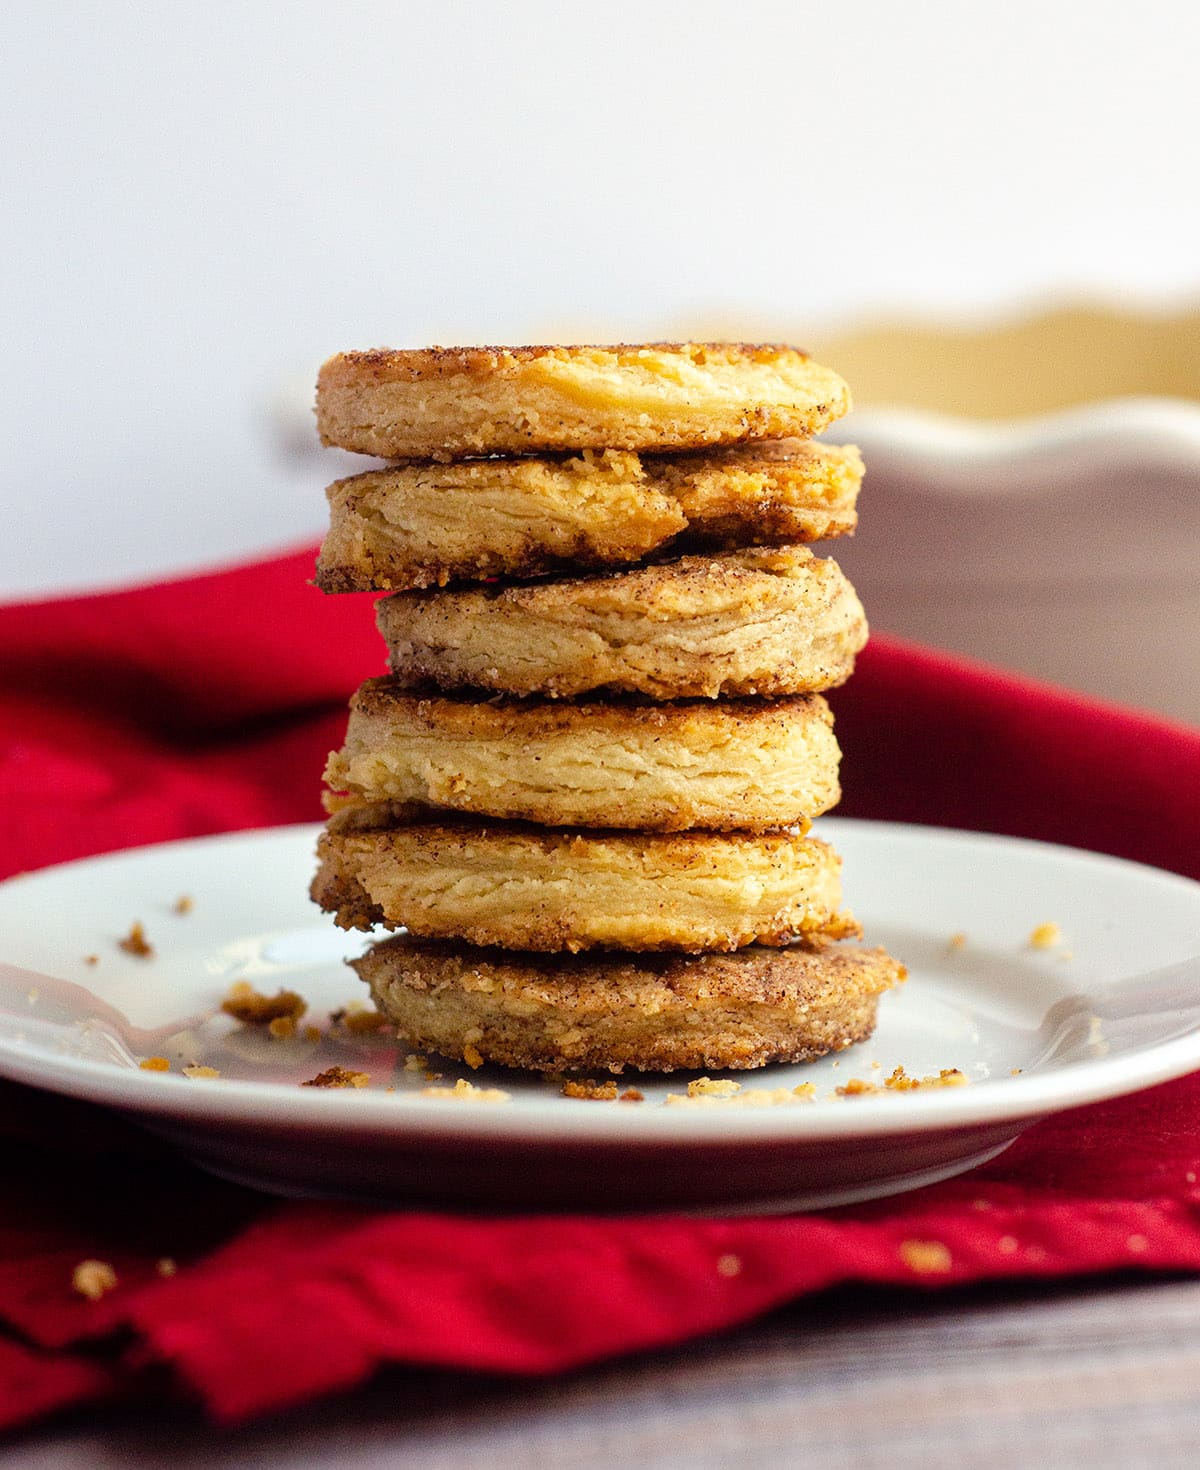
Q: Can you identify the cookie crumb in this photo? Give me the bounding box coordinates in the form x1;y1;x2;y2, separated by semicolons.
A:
330;1001;391;1035
84;954;98;966
268;1015;296;1040
302;1024;322;1043
72;1259;118;1301
155;1257;177;1278
302;1066;369;1088
182;1064;221;1079
688;1077;741;1098
716;1253;742;1278
947;932;967;951
403;1053;428;1073
1029;921;1062;949
665;1083;815;1107
620;1088;645;1102
422;1078;510;1103
118;922;153;958
562;1079;619;1101
173;895;194;915
838;1066;968;1097
462;1041;484;1070
221;980;307;1025
899;1239;952;1274
138;1056;170;1072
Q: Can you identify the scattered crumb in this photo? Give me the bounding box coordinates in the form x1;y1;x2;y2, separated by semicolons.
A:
899;1239;952;1274
173;895;194;915
302;1066;369;1088
836;1077;879;1096
838;1066;969;1096
562;1079;619;1101
462;1042;484;1070
221;980;306;1025
1126;1234;1148;1253
118;922;153;958
84;954;98;966
302;1024;322;1044
620;1088;645;1103
155;1258;177;1278
1028;921;1062;950
72;1259;118;1301
403;1053;428;1073
688;1077;741;1098
268;1015;296;1040
997;1235;1020;1255
421;1078;511;1103
138;1056;170;1073
182;1064;221;1079
716;1253;742;1278
947;932;968;951
1011;1068;1023;1076
330;1001;391;1035
665;1083;815;1107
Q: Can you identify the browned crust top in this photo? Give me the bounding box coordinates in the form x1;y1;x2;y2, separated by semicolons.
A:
348;679;833;738
319;341;812;386
357;933;904;1005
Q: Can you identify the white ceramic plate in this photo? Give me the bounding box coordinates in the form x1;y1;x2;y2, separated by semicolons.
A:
1;819;1198;1213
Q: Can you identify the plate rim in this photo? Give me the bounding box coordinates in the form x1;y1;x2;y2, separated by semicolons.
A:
1;818;1199;1146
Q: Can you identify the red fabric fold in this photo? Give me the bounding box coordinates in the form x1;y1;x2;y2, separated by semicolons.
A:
2;547;1200;1432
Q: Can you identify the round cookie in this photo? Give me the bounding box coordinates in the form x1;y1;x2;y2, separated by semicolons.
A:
353;936;905;1074
316;343;850;460
323;682;841;833
378;545;867;699
313;803;859;953
315;440;863;593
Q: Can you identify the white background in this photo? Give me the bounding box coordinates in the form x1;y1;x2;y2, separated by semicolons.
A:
3;0;1199;597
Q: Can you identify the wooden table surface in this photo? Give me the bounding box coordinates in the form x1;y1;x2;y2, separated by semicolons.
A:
5;1274;1200;1468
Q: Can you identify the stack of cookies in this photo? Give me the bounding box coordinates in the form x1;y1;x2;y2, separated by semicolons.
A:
311;344;904;1075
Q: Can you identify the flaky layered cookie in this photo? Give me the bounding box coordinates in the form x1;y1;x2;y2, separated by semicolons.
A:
313;802;859;953
379;545;867;699
315;440;862;592
324;683;841;832
316;343;850;460
354;936;905;1074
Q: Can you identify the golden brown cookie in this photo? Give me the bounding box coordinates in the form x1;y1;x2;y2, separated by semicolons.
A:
315;440;862;592
378;545;867;699
316;343;850;460
312;802;858;953
354;936;905;1074
324;683;841;832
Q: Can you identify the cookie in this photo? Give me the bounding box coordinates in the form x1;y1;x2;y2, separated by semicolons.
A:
313;803;858;952
354;936;904;1074
324;682;841;833
378;545;867;699
316;343;850;460
315;440;862;592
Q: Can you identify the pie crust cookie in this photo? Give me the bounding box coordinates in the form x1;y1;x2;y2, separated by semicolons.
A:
316;440;862;592
354;936;905;1074
324;683;842;833
313;804;859;953
316;343;850;460
378;545;867;700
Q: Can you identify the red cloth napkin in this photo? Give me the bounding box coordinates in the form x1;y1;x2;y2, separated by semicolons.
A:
3;548;1200;1432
